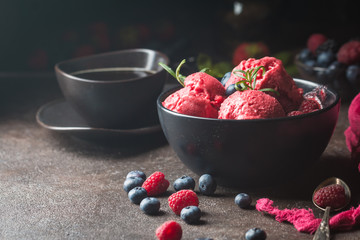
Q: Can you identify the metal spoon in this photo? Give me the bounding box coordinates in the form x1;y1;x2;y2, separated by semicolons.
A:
312;177;351;240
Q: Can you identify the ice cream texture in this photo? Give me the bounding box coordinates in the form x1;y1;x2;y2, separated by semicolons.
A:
162;72;226;118
162;57;320;120
226;57;304;113
218;90;285;120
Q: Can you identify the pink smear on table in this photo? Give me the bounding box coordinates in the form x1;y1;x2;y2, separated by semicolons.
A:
256;198;360;234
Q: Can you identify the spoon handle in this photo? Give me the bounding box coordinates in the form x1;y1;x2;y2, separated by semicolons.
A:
312;206;331;240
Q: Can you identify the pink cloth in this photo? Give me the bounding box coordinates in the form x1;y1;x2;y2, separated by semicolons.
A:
256;198;360;234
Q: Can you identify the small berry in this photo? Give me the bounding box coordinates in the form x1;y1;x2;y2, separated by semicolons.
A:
346;65;360;89
142;171;170;197
155;221;182;240
220;72;232;86
245;228;267;240
298;99;321;113
307;33;327;54
325;61;346;79
173;175;195;191
225;83;236;96
337;40;360;65
235;193;252;209
126;170;146;180
140;197;160;215
199;174;217;195
298;48;314;62
313;184;347;209
316;39;339;55
316;51;336;68
168;190;199;215
180;206;201;224
123;177;144;193
128;187;147;204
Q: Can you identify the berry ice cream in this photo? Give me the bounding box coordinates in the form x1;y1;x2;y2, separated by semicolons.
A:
162;72;226;118
218;90;285;120
225;57;304;113
160;57;321;120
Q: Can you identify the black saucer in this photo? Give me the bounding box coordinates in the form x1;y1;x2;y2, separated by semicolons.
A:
36;99;162;141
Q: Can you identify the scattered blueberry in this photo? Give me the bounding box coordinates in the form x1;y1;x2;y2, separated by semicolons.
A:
199;174;217;195
346;65;360;88
245;228;267;240
180;206;201;224
316;51;336;68
173;175;195;191
225;83;237;96
298;48;313;62
126;170;146;180
128;187;148;204
220;72;232;86
123;176;144;193
139;197;160;215
235;193;252;209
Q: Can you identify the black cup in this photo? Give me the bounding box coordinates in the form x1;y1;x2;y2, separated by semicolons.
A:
55;49;169;129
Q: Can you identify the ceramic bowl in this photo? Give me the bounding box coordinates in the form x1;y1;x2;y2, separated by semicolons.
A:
55;49;169;129
157;79;340;188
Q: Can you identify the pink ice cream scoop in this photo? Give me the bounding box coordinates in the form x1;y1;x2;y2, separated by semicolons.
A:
226;57;303;113
218;90;285;120
162;72;226;118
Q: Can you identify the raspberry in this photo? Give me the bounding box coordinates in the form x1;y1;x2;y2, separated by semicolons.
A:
142;171;169;197
307;33;328;54
232;42;269;66
337;40;360;65
168;190;199;215
313;184;347;209
298;99;321;113
155;221;182;240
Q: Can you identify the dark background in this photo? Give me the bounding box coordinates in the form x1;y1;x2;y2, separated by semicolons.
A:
0;0;359;72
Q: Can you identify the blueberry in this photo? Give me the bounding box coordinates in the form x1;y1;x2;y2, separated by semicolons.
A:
325;61;346;79
199;174;217;195
316;51;336;68
123;176;144;193
173;175;195;191
220;72;232;86
139;197;160;215
346;65;360;88
298;48;313;62
245;228;267;240
126;170;146;180
128;187;147;204
225;83;237;96
303;59;316;74
235;193;252;209
180;206;201;224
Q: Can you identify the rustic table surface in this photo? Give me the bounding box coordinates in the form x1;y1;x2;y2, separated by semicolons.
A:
0;75;359;240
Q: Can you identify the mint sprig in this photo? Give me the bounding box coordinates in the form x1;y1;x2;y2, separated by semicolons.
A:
159;59;209;87
233;66;279;96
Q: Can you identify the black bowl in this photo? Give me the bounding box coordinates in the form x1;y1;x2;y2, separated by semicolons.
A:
157;79;340;188
55;49;169;129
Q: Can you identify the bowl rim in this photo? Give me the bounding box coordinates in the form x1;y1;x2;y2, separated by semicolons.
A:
157;78;340;122
54;48;170;84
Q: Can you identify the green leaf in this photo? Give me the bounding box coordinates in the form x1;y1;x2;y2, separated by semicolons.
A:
196;53;212;71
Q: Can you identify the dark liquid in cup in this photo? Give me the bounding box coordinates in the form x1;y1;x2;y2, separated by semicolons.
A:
72;68;155;81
